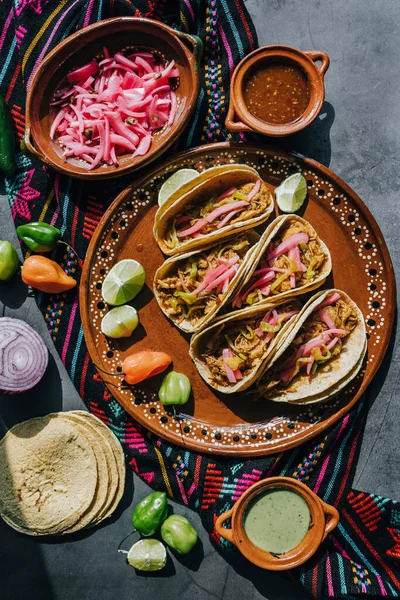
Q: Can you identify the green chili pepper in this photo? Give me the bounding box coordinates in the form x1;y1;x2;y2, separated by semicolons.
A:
305;258;317;279
132;491;168;536
16;222;61;253
161;514;198;554
224;335;247;361
270;271;290;292
232;191;248;201
159;371;191;407
260;321;281;333
0;96;16;178
182;304;205;319
0;241;19;281
189;258;197;279
169;297;178;311
174;291;197;305
239;324;255;339
200;199;215;216
245;290;261;305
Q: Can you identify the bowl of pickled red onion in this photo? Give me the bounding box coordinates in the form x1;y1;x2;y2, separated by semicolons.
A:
24;17;202;179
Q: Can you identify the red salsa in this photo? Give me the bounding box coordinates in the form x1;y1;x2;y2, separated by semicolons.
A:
243;60;310;125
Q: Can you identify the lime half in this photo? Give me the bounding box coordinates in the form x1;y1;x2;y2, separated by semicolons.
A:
127;539;167;572
158;169;199;207
102;259;145;306
275;173;307;213
101;305;139;338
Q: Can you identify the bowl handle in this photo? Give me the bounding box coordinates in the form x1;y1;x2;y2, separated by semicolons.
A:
321;500;339;540
225;96;252;132
175;31;203;72
215;508;235;544
22;127;45;162
304;51;330;75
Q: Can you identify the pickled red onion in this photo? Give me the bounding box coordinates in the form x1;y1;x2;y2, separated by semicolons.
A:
216;187;237;202
205;200;249;223
266;233;309;261
177;219;207;238
51;48;180;168
246;178;261;201
315;292;341;310
222;348;243;383
217;208;242;229
317;309;336;330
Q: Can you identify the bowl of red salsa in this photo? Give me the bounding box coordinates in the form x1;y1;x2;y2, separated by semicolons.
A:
226;45;329;137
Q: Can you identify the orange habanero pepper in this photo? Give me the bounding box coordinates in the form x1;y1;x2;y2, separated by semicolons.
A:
21;255;77;293
121;351;172;385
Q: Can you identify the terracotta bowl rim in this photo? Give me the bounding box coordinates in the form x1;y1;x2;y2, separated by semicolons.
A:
25;16;200;180
230;44;327;137
218;476;338;570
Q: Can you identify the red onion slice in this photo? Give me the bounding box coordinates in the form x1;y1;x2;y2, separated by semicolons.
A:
0;318;48;393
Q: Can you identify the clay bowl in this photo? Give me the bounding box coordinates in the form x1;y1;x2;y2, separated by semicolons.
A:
226;45;329;137
215;476;339;570
24;17;201;179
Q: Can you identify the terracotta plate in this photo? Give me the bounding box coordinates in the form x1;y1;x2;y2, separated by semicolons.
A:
80;143;396;456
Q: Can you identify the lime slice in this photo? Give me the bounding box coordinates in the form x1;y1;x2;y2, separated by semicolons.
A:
158;169;199;207
102;259;145;306
127;539;167;572
275;173;307;213
101;305;139;338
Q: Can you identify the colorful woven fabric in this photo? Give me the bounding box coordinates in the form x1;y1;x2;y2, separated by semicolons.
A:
1;1;399;598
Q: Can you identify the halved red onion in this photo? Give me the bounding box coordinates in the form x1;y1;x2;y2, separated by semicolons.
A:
0;318;48;393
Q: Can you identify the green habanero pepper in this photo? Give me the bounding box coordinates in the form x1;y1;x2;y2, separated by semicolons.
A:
132;491;168;536
16;222;61;253
161;514;198;555
0;95;16;178
0;241;19;281
158;371;191;408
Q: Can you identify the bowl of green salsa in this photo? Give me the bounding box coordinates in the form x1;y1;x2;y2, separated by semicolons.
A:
215;476;338;570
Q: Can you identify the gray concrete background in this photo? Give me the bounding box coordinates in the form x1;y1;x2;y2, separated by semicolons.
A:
1;0;399;598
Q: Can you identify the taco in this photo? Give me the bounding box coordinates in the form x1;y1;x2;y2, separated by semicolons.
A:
231;215;331;310
254;289;366;403
189;299;301;393
153;231;260;333
154;165;274;256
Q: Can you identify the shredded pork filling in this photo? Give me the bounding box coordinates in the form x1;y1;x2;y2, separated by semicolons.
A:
256;298;358;397
164;181;271;248
232;220;327;308
155;236;251;326
201;302;299;386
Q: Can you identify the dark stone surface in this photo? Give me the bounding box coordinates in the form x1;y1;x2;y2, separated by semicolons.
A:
1;1;399;598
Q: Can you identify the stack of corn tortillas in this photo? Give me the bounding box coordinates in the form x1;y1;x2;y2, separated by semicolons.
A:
0;411;126;536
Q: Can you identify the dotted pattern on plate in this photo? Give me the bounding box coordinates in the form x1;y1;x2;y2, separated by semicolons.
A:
84;146;391;454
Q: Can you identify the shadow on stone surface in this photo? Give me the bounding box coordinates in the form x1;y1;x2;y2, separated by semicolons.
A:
0;518;55;600
0;353;63;430
217;548;312;600
0;271;28;309
251;101;335;168
363;307;397;411
171;537;204;572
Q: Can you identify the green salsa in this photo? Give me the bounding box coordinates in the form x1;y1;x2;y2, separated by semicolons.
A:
243;488;310;554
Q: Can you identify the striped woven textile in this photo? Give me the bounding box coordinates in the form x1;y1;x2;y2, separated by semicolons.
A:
1;1;399;597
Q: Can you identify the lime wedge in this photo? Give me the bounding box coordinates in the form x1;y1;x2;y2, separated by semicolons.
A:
101;305;139;338
275;173;307;213
102;259;145;306
158;169;199;207
127;539;167;572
